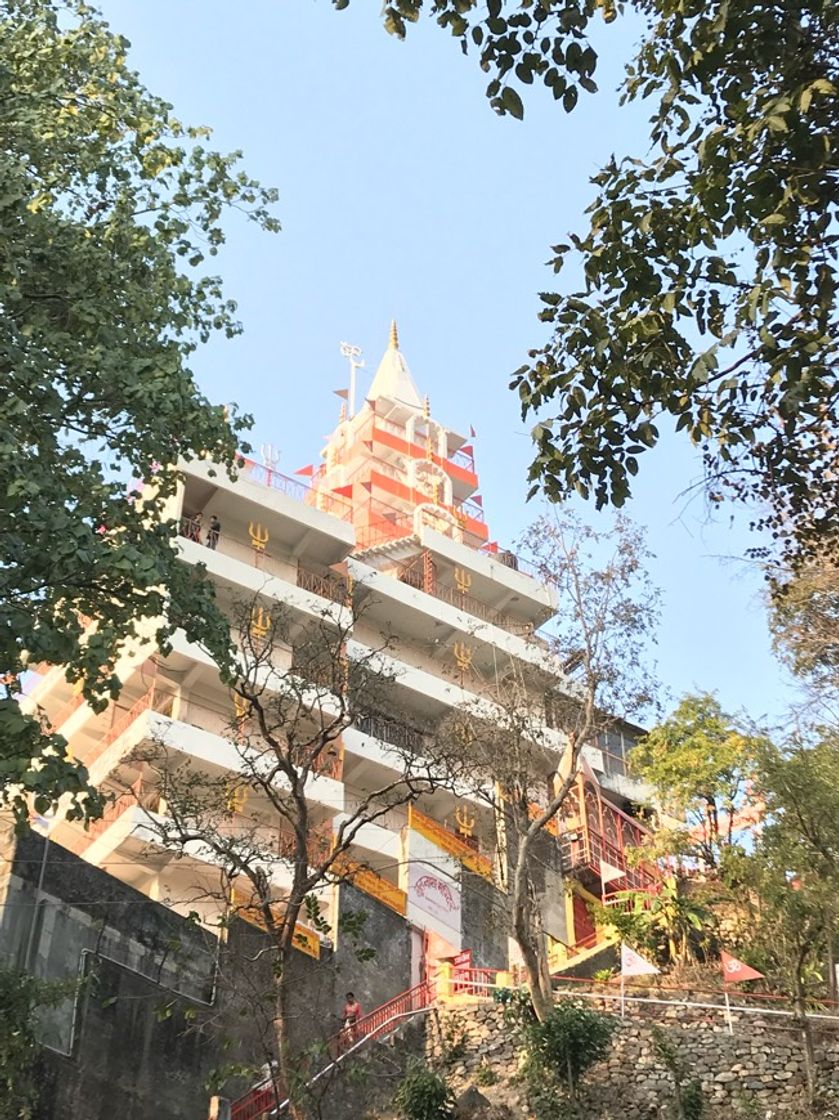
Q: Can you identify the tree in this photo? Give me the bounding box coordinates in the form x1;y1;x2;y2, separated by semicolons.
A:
503;991;617;1117
609;877;713;967
0;0;278;826
128;595;458;1120
630;693;765;869
770;560;839;708
0;969;76;1120
720;733;839;1101
441;509;658;1020
336;1;839;567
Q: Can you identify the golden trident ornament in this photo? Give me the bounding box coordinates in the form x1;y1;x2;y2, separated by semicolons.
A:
453;566;472;595
249;604;270;642
231;691;250;721
249;521;269;569
224;780;248;814
248;521;269;552
453;641;473;674
455;804;476;838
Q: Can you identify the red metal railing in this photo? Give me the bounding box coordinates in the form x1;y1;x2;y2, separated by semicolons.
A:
83;687;175;770
229;979;436;1120
296;566;348;604
452;966;500;997
49;691;85;730
237;457;354;522
77;778;160;851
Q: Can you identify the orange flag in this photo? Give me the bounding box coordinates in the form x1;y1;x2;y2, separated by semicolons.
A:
721;950;764;983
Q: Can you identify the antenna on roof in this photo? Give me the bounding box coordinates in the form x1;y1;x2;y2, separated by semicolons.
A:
339;341;365;418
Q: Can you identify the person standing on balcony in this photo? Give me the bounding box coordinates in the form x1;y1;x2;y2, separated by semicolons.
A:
186;512;202;542
206;514;221;550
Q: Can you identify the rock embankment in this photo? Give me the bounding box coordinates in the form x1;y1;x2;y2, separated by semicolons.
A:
425;999;839;1118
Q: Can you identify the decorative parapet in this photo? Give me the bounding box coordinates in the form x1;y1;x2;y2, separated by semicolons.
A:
408;805;493;881
333;854;407;915
527;802;560;837
230;889;321;959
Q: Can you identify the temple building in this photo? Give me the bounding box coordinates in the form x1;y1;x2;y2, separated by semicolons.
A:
21;324;656;990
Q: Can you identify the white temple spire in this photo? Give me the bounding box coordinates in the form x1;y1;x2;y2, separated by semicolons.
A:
367;321;423;410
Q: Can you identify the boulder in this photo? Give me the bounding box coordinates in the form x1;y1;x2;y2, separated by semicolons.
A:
453;1086;514;1120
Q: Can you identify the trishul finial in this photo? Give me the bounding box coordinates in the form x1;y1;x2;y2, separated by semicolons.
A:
389;319;399;350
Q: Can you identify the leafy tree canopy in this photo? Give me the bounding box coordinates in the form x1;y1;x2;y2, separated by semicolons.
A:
630;693;765;865
771;561;839;701
336;0;839;568
0;0;278;825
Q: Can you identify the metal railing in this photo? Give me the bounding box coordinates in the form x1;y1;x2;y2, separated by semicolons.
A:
296;566;347;604
392;561;536;638
75;778;161;851
354;712;425;754
237;458;354;522
228;980;436;1120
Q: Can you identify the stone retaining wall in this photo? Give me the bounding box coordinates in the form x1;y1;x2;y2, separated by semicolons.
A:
427;999;839;1117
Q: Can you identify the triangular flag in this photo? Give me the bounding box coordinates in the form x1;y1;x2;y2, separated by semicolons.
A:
600;859;624;885
580;752;599;786
333;388;349;400
460;444;474;456
332;484;353;498
471;494;484;509
469;425;477;438
720;950;764;983
295;465;315;477
621;943;660;978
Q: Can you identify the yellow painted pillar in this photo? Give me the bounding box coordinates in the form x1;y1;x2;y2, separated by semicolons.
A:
437;961;454;1003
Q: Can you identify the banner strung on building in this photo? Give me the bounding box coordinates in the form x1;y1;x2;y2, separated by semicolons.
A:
407;862;461;933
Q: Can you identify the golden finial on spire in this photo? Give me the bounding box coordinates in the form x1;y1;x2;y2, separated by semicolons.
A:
389;319;399;350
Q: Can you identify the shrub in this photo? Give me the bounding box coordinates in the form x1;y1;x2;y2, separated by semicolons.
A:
0;969;76;1120
495;991;617;1115
393;1063;456;1120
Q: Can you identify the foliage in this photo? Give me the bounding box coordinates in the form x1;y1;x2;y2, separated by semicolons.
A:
631;693;765;867
717;734;839;1101
393;1063;456;1120
0;0;278;826
627;878;712;967
0;969;77;1120
590;968;614;983
651;1025;705;1120
337;0;839;569
440;509;659;1020
510;999;613;1111
474;1061;498;1087
770;561;839;704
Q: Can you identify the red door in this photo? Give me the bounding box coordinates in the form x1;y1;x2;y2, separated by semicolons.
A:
572;893;596;947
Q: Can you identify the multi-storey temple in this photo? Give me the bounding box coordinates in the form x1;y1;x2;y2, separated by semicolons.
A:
16;326;657;1066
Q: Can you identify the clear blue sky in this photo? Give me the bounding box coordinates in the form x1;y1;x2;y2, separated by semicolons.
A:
98;0;795;725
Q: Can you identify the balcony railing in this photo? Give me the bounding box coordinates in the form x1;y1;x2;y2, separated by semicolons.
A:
74;778;161;853
178;516;297;579
296;565;348;604
82;686;175;770
355;713;426;754
82;687;343;781
392;558;537;639
237;457;354;522
49;691;85;731
230;888;320;958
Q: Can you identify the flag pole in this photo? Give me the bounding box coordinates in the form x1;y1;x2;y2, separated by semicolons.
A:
724;987;733;1035
620;968;626;1019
